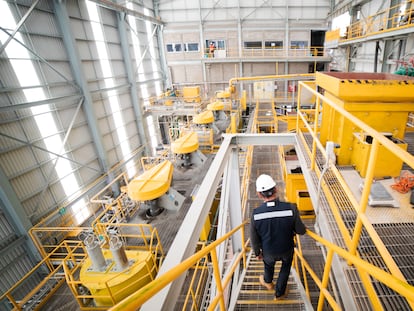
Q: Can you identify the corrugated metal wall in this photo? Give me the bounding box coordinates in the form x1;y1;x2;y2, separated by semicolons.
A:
0;0;164;299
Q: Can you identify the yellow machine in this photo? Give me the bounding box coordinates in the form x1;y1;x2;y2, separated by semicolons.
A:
171;132;200;168
317;72;414;177
207;100;225;111
182;86;201;103
128;160;174;217
189;110;215;150
193;110;214;124
78;235;156;307
171;131;199;154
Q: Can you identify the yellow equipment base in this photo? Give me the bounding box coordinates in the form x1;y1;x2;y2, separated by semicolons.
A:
79;249;155;307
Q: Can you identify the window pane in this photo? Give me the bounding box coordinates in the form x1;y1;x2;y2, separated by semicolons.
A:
265;41;283;48
290;41;308;48
187;43;199;51
244;41;262;49
166;44;174;52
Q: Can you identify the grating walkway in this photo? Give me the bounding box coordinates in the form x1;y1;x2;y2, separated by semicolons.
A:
235;105;321;310
234;257;310;310
296;132;414;310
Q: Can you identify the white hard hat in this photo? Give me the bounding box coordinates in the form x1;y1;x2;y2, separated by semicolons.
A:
256;174;276;192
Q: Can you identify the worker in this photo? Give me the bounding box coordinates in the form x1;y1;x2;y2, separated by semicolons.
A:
209;42;215;57
250;174;306;300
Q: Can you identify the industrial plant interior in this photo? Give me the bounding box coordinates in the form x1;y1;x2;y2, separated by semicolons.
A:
1;0;414;310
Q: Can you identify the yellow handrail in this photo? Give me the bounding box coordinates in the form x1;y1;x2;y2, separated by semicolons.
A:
109;221;249;311
107;225;414;311
298;230;414;304
339;1;414;43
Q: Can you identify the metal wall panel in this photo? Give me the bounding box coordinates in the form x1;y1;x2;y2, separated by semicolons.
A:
0;0;163;300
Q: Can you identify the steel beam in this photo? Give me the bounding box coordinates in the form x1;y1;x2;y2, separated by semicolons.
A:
0;94;83;113
53;0;109;173
0;132;101;173
0;0;41;55
116;9;150;155
90;0;164;25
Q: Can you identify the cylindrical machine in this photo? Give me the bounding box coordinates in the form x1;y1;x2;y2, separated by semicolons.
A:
177;152;192;168
145;199;164;218
84;235;106;271
109;236;129;271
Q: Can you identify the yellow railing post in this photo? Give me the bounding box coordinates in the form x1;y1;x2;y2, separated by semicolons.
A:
295;235;310;300
311;95;321;170
317;249;334;311
349;138;379;257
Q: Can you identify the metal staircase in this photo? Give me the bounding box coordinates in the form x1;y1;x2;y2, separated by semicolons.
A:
232;253;313;310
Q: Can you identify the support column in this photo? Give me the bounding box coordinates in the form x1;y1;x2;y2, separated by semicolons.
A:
53;0;109;174
116;8;150;156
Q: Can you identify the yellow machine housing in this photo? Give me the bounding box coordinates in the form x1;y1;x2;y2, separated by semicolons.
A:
296;191;313;213
207;101;225;111
171;132;199;154
79;249;155;306
351;133;408;178
216;90;231;99
193;110;214;124
316;72;414;177
182;86;201;103
280;146;308;203
128;160;173;201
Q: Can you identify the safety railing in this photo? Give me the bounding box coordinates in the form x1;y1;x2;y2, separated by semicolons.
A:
202;46;327;59
178;242;210;311
294;230;414;310
0;239;86;311
296;79;414;309
141;149;171;170
253;99;278;133
5;222;162;311
106;226;414;311
108;221;249;311
340;1;414;42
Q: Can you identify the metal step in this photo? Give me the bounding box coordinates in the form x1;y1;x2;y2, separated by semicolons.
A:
233;256;313;310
